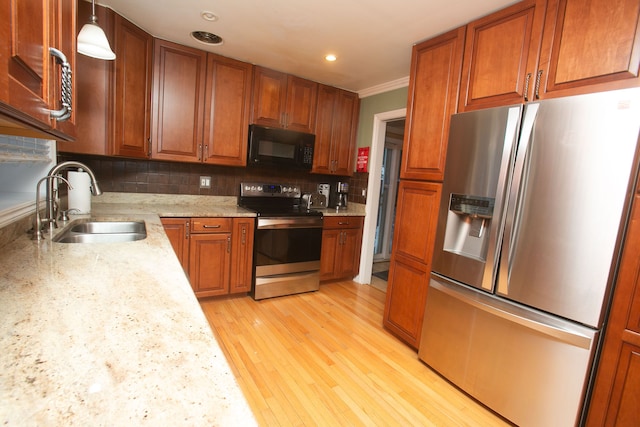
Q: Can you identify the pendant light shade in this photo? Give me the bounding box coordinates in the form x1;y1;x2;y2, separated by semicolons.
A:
77;0;116;60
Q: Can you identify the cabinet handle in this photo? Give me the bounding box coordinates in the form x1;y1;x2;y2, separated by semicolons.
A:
227;236;231;253
338;221;349;225
147;137;152;157
48;47;72;121
202;224;221;229
204;144;208;160
198;144;202;161
185;221;190;239
523;73;531;102
534;70;543;100
241;226;246;244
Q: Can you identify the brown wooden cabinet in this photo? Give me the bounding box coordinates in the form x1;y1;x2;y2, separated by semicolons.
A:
401;27;465;182
383;180;441;349
230;217;254;293
160;217;190;272
0;0;76;141
112;13;153;158
151;39;207;162
203;54;253;166
252;66;317;133
320;216;364;282
458;0;546;112
537;0;640;99
58;1;113;155
189;218;232;297
586;194;640;426
312;85;360;176
162;217;254;298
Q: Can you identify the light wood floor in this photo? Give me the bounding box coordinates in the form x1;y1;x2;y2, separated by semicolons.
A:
200;281;511;426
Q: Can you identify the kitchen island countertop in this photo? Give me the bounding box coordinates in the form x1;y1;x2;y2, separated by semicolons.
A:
0;197;257;425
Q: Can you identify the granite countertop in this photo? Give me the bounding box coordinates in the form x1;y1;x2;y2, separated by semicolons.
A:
0;196;258;425
0;192;365;425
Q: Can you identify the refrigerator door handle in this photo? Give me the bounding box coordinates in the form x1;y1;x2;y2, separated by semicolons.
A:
498;103;540;295
482;106;522;291
431;275;595;350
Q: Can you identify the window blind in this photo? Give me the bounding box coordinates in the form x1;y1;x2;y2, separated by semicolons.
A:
0;135;54;163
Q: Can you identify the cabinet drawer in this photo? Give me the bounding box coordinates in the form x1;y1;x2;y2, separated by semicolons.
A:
190;218;232;233
323;216;364;229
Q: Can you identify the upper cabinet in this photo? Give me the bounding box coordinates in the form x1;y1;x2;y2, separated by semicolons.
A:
401;27;466;182
459;0;640;111
112;13;153;158
458;0;546;112
151;39;207;163
537;0;640;99
312;85;360;176
203;54;253;166
252;66;317;133
0;0;77;141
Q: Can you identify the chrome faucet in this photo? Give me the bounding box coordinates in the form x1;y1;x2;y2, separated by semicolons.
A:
33;161;102;240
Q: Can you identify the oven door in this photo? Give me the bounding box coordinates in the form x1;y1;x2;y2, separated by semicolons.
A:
252;216;323;299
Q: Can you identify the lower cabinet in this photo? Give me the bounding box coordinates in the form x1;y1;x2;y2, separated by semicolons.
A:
161;217;254;298
586;194;640;426
383;180;442;349
320;216;364;282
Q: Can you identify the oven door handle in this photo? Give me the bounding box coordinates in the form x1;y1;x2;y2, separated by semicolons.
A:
257;217;323;229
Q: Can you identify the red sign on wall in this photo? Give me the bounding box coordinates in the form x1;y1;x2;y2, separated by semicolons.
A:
356;147;369;173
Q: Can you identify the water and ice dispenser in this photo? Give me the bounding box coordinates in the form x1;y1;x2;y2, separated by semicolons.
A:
442;193;494;262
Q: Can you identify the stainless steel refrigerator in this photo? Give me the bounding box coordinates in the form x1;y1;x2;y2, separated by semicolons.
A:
418;88;640;427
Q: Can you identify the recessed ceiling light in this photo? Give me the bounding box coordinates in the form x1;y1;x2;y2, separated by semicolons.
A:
191;31;223;46
201;11;218;21
325;54;337;62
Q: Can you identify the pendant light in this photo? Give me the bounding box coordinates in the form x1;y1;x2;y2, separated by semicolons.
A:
77;0;116;60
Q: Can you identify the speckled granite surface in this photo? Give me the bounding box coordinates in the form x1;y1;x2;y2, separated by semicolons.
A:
0;198;257;425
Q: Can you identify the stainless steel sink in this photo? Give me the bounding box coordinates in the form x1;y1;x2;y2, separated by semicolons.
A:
52;220;147;243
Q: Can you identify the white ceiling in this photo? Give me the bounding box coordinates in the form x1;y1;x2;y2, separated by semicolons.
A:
95;0;517;95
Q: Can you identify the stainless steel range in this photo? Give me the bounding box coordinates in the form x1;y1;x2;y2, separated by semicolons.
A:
238;182;323;300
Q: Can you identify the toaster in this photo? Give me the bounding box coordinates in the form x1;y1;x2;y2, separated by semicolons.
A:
302;193;327;209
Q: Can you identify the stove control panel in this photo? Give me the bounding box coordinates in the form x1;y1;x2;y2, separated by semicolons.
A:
240;182;301;198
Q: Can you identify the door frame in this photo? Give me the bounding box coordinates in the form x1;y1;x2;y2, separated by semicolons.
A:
354;108;406;285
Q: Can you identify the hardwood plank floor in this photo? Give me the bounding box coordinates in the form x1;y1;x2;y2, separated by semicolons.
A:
200;281;511;426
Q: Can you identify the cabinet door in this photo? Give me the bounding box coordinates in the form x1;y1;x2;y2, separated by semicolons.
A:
2;0;52;128
383;180;441;348
57;1;112;155
229;218;254;294
383;255;430;349
587;194;640;426
49;0;77;139
458;0;546;111
189;233;231;297
251;66;287;128
312;84;338;174
537;0;640;99
284;75;317;133
161;218;190;272
401;27;465;182
320;228;341;281
113;14;152;158
151;39;206;162
203;54;253;166
335;228;363;279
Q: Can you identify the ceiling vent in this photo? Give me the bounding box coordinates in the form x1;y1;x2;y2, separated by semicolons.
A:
191;31;223;46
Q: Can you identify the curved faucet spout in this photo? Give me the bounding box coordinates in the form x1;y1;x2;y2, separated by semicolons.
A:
43;161;102;232
33;175;72;241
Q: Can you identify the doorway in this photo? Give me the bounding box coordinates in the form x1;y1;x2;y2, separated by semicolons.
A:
355;108;406;288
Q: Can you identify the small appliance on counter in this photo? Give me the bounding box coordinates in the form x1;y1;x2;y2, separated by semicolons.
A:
302;193;326;209
329;181;348;209
318;183;330;201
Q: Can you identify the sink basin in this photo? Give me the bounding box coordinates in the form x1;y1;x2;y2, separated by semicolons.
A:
53;220;147;243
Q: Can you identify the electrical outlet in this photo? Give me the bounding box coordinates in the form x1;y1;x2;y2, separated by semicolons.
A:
199;176;211;189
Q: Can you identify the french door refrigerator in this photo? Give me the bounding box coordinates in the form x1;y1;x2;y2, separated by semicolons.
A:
418;88;640;427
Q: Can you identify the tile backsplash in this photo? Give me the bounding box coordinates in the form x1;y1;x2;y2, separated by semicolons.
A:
58;154;366;203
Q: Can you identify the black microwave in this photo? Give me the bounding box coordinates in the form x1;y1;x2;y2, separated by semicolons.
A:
247;125;315;170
